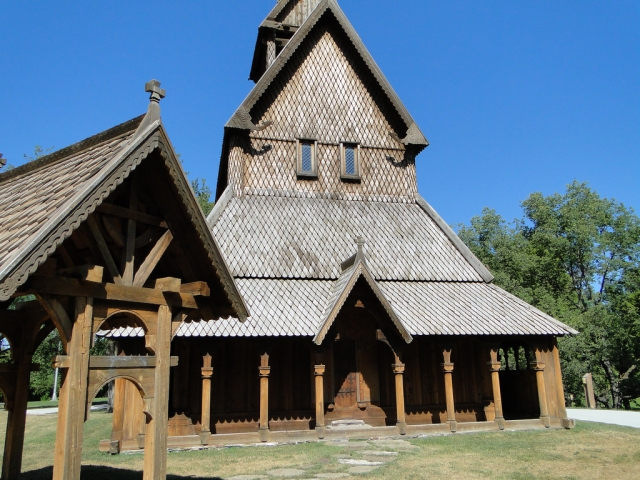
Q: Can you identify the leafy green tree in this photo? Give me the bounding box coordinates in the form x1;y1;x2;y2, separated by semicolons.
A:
191;177;215;216
457;181;640;409
177;153;215;217
30;332;63;400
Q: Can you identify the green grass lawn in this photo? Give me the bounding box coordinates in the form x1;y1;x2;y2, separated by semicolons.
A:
3;410;639;479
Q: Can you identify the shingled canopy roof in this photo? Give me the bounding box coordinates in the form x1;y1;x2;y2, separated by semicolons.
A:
0;94;248;321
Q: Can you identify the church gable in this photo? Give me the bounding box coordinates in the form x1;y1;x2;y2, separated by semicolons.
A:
223;8;426;202
250;14;405;147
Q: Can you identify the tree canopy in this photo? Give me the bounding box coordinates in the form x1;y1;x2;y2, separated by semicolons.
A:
457;181;640;409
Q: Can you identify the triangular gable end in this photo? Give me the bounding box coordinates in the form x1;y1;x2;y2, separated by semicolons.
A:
0;90;248;321
231;0;428;149
313;251;412;345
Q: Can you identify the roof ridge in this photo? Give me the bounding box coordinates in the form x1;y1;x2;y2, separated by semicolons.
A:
0;114;145;185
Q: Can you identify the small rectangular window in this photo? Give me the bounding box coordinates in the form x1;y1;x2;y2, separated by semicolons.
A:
301;143;313;172
344;146;356;175
341;142;360;181
297;139;317;178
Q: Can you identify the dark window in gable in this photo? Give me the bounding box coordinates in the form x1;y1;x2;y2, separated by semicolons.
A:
340;142;360;181
296;139;317;178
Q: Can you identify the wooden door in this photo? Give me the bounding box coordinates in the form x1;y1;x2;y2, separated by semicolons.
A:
334;339;357;408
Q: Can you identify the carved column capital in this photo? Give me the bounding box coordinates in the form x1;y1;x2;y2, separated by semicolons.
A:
259;365;271;377
314;364;325;376
488;361;501;372
441;362;454;373
393;363;405;374
530;361;545;372
201;366;214;379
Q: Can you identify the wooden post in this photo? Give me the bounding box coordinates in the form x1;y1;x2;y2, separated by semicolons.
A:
258;353;270;442
531;356;550;428
109;378;126;454
2;338;33;479
143;303;173;480
314;364;325;439
488;346;504;430
583;373;596;409
393;362;407;435
441;346;456;432
200;354;213;445
53;297;93;480
552;340;573;428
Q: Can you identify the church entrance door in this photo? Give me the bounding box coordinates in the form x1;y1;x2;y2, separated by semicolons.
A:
334;338;358;408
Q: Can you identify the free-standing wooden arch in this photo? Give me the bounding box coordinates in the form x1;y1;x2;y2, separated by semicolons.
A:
0;81;248;480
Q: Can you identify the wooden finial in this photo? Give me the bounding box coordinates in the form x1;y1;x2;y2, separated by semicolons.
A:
356;236;365;255
145;79;166;103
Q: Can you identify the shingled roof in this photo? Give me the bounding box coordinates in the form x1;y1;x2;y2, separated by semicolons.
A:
0;91;248;320
211;193;488;282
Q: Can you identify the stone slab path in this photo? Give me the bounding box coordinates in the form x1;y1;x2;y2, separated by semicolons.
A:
224;438;417;479
567;408;640;429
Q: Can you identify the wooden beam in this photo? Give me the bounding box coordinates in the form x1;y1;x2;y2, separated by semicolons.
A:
0;364;39;373
87;216;123;285
52;297;93;480
97;203;168;228
56;265;104;283
102;216;125;247
180;282;211;297
132;230;174;288
28;275;199;310
36;295;73;346
122;180;138;285
53;355;178;369
143;304;172;479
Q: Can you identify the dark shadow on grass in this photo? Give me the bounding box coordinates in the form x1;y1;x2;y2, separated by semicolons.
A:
21;466;223;480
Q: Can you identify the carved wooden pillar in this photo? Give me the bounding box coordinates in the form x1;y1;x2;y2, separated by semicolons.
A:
441;346;457;432
143;303;173;480
2;329;34;480
488;346;504;429
531;351;550;428
393;362;407;435
258;352;270;442
200;354;213;444
314;365;326;438
53;296;93;480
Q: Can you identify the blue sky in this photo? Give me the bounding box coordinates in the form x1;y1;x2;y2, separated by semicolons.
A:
1;1;638;227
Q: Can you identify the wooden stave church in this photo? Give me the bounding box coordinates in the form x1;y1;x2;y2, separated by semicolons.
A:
106;0;576;449
0;1;580;476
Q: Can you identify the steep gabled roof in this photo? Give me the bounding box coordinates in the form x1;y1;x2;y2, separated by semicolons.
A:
313;242;412;345
229;0;428;148
0;95;249;321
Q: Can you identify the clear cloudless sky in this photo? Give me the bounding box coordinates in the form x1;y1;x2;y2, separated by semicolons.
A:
1;1;638;227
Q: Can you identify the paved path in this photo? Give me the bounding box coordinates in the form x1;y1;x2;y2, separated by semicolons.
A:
567;408;640;428
26;404;107;416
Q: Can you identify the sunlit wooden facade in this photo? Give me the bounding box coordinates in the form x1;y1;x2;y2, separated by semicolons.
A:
108;0;575;450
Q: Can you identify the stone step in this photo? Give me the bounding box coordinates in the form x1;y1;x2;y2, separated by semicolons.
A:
327;419;373;429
